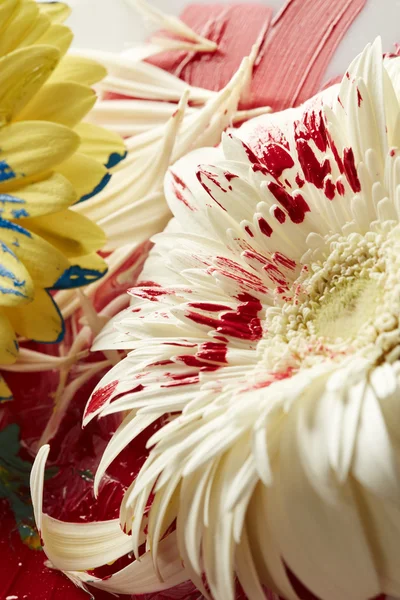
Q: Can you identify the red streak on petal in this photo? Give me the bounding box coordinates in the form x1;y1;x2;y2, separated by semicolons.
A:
336;180;345;195
85;380;118;418
296;138;331;189
324;177;336;200
249;367;295;390
244;225;254;237
150;359;173;367
273;206;286;223
176;355;204;367
258;216;273;237
196;169;227;210
243;249;269;264
273;252;297;270
170;170;195;211
260;143;295;179
263;264;287;286
163;342;197;347
343;147;361;192
197;341;228;364
188;302;231;312
267;181;310;223
327;130;344;174
130;286;175;301
295;174;305;188
186;292;262;341
295;110;328;152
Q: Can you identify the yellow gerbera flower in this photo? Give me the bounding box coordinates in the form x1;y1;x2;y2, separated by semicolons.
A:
0;0;126;400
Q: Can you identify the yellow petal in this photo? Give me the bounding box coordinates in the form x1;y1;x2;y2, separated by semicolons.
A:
75;123;126;168
0;236;33;306
50;55;107;86
0;173;77;220
4;288;64;342
35;23;73;56
0;373;13;402
18;82;97;128
0;44;60;126
0;309;18;365
0;0;39;57
22;210;106;258
56;152;111;202
54;252;108;289
0;219;70;288
38;2;71;24
0;0;19;27
15;12;51;48
0;120;80;184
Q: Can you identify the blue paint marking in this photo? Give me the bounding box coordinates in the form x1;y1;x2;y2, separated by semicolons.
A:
11;208;29;219
0;194;25;205
14;339;19;351
0;265;25;289
105;150;127;169
0;160;16;183
13;278;26;289
78;172;111;203
0;265;16;279
0;392;13;403
0;218;32;237
53;264;108;290
0;242;16;257
0;285;28;299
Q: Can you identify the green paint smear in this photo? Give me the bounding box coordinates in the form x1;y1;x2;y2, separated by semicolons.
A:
0;424;57;547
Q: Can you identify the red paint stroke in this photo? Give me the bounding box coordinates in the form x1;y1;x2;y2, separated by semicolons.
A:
149;0;366;111
148;4;273;100
251;0;366;110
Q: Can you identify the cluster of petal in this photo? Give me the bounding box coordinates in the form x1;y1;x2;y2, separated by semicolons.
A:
3;0;262;434
0;0;126;400
73;34;268;250
32;33;400;600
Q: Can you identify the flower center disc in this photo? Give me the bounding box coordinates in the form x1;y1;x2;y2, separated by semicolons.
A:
264;226;400;369
313;276;379;342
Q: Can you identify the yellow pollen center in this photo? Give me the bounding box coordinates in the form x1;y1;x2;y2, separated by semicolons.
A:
262;226;400;370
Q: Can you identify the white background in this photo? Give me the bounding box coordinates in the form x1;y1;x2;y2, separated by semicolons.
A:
66;0;400;82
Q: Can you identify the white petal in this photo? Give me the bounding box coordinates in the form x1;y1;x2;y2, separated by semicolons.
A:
268;380;380;600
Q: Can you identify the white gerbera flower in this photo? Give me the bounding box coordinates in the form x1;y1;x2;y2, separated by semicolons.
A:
33;39;400;600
